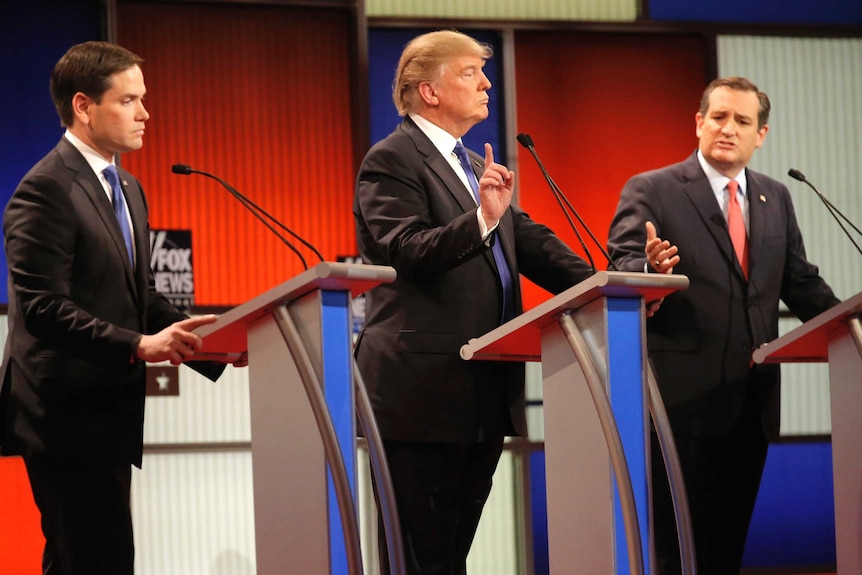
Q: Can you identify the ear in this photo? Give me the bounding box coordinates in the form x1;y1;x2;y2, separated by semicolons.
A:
71;92;93;126
756;123;769;148
417;82;439;107
695;112;704;139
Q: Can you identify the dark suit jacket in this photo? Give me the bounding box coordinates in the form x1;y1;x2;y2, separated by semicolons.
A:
354;117;594;443
608;152;839;439
0;137;222;467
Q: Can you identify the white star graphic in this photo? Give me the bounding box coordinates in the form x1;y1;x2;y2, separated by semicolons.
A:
156;372;172;391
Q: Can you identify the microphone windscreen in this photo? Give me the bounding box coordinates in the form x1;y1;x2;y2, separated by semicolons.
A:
516;133;534;149
788;168;806;182
171;163;193;175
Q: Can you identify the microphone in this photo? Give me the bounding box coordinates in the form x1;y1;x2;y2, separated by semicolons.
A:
171;164;325;268
516;134;617;272
788;168;862;256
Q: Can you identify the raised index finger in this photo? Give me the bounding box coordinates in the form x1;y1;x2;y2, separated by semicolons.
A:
484;143;494;170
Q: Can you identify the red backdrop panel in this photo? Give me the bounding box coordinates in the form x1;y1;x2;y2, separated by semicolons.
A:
514;32;706;309
117;3;357;306
0;457;44;573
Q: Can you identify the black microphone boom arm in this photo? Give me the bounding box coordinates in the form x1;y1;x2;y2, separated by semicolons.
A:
171;163;326;268
788;168;862;256
516;134;616;271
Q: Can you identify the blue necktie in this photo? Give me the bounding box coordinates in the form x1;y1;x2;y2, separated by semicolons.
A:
453;142;515;322
103;165;135;265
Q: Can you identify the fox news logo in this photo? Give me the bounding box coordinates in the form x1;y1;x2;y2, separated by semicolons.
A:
150;230;194;312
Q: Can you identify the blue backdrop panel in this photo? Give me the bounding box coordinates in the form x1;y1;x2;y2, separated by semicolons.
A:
1;0;103;304
742;440;836;568
367;28;505;161
529;451;550;575
531;440;836;573
649;0;862;25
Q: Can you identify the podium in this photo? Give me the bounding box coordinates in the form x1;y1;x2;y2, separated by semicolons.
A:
194;262;396;575
753;292;862;575
461;271;689;575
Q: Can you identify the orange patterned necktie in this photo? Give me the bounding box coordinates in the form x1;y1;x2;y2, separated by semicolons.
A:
726;179;748;279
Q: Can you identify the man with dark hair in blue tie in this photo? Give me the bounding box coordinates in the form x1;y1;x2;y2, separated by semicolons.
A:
354;30;595;575
1;41;238;575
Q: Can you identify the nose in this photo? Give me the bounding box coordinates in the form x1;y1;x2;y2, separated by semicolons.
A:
479;71;491;91
138;101;150;121
721;120;736;135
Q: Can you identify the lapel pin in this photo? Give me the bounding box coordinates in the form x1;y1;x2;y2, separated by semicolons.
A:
759;194;766;203
122;180;129;187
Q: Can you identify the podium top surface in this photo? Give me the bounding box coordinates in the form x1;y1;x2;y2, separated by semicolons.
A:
753;292;862;364
193;261;395;355
460;271;689;362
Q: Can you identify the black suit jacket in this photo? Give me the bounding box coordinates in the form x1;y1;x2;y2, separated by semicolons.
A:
608;152;839;439
354;117;594;443
0;137;222;466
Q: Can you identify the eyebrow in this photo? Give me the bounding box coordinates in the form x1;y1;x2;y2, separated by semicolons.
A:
711;108;753;121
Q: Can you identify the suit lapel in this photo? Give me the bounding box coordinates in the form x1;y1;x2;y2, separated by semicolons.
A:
402;119;481;214
680;154;747;281
401;119;503;273
745;169;769;279
58;139;142;303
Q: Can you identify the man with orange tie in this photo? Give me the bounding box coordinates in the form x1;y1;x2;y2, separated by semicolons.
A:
607;77;839;575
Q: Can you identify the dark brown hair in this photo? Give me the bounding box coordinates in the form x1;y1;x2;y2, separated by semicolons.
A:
700;76;771;128
50;41;144;127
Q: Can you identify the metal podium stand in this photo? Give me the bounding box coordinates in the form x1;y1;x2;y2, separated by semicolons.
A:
194;262;396;575
753;292;862;575
461;271;690;575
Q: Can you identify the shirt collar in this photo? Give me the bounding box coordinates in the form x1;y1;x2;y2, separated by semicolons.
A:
409;112;461;159
697;149;748;197
64;130;115;177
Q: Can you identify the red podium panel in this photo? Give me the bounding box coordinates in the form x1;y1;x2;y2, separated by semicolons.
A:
754;291;862;575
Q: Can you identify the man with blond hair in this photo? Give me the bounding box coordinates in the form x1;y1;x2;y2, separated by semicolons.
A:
354;30;594;574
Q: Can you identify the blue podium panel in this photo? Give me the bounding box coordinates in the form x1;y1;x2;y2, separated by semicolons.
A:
320;289;356;575
607;297;651;575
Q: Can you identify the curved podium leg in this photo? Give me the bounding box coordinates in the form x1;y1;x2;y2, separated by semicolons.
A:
647;367;697;575
353;364;407;575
